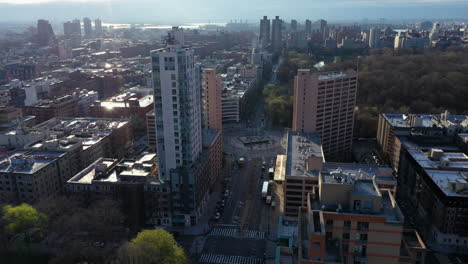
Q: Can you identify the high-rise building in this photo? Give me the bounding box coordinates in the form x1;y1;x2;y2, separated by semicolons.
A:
368;27;379;48
83;17;93;38
151;28;202;179
271;16;283;51
63;19;81;39
290;19;298;32
318;19;327;34
94;18;102;36
429;22;440;46
201;68;222;131
292;70;357;160
168;26;185;46
37;19;55;46
259;16;270;48
305;19;312;34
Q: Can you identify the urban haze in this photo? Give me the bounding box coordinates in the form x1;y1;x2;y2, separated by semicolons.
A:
0;1;467;264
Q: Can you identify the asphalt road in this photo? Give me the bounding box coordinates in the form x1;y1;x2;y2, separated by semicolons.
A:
196;56;286;263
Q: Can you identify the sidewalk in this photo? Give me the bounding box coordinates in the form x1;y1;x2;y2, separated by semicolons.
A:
171;188;222;236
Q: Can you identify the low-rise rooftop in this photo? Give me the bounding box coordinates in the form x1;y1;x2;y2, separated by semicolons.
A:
286;132;324;177
0;149;66;174
67;153;158;185
321;163;395;184
34;117;128;133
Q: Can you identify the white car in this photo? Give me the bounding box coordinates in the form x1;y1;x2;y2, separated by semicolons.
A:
214;212;221;220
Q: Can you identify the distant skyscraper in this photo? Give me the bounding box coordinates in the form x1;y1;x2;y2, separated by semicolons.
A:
63;19;81;39
317;19;328;42
292;70;357;160
305;19;312;34
259;16;271;49
83;17;93;38
369;27;379;48
272;16;283;51
290;19;298;32
94;19;102;36
318;19;327;34
151;28;202;180
37;19;55;46
429;22;440;46
202;68;222;131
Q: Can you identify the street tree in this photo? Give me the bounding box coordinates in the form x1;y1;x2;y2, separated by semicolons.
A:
118;229;187;264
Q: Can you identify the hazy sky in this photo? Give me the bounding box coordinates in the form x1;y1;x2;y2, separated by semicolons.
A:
0;0;467;23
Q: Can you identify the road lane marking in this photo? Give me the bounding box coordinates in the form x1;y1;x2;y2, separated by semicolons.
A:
199;254;262;264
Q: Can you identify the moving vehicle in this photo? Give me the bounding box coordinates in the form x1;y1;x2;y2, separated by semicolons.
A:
239;157;245;167
268;167;274;179
271;201;276;208
261;181;269;198
214;212;221;220
266;195;272;204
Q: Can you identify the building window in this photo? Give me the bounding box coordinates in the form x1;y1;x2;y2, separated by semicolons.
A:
357;222;369;231
343;233;350;240
344;220;351;229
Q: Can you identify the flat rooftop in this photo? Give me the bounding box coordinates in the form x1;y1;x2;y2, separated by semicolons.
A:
68;153;158;185
321;163;396;184
286;132;324;177
403;140;468;170
383;113;468;128
426;170;468;197
318;72;348;80
34;117;128;133
98;94;153;109
353;180;379;196
0;149;66;174
311;190;402;224
383;113;434;128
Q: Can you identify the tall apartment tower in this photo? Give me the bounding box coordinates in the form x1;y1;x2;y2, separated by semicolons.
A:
94;19;102;36
83;17;93;38
151;29;202;180
290;19;298;32
37;19;55;46
429;22;440;46
305;19;312;35
259;16;271;48
202;68;222;131
63;19;81;39
168;26;185;46
271;16;283;51
292;69;357;160
368;27;379;48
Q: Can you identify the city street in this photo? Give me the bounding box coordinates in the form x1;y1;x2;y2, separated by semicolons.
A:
193;57;287;263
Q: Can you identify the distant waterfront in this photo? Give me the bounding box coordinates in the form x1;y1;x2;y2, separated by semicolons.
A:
102;22;227;29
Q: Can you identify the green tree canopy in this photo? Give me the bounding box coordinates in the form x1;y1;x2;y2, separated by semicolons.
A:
118;229;187;264
2;203;47;236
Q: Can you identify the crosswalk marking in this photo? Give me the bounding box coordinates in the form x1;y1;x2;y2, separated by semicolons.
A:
199;254;263;264
208;228;265;240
